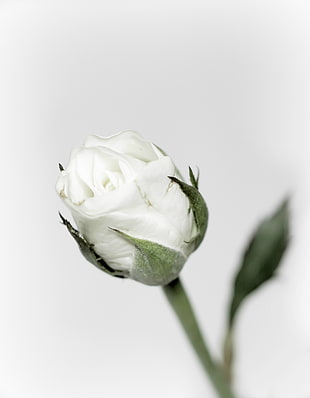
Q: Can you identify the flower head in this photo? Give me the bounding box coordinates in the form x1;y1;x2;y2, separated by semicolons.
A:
56;130;208;286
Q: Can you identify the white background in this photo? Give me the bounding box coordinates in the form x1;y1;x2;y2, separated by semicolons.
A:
0;1;310;397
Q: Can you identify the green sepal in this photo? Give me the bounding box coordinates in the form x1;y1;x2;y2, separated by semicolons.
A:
111;228;187;286
228;199;290;327
168;176;208;250
59;213;127;279
189;166;199;190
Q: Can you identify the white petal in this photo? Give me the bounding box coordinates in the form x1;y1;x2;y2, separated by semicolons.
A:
69;180;145;216
72;208;184;272
84;131;161;162
71;210;135;272
135;156;197;251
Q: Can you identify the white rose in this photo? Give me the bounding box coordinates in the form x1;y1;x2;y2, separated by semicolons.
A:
56;130;207;286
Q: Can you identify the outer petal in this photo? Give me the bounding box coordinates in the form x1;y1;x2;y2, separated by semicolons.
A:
71;204;186;272
71;209;135;272
135;156;198;255
84;131;162;163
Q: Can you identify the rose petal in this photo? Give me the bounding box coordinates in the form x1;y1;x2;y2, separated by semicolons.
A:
84;131;161;163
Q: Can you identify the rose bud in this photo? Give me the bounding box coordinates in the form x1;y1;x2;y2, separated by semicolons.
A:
56;131;208;286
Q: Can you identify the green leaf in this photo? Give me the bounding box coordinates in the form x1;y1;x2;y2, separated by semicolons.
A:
59;213;127;279
111;229;187;286
228;199;290;327
168;176;208;250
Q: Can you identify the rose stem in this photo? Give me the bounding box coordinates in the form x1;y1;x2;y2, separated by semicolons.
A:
162;277;237;398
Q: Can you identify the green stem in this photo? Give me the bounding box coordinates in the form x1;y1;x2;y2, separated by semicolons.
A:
222;327;234;384
163;278;237;398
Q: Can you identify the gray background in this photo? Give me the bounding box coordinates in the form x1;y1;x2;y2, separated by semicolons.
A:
0;0;310;397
